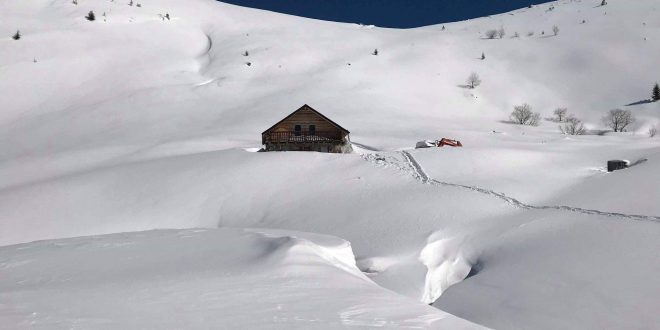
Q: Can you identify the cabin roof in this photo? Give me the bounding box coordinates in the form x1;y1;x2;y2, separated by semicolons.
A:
262;104;350;135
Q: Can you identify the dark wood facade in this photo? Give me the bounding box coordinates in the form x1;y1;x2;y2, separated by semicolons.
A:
262;105;351;153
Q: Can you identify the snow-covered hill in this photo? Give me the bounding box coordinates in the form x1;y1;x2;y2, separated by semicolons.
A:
1;0;659;328
0;228;482;329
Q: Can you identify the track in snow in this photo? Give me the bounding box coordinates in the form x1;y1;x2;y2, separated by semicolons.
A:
363;151;660;223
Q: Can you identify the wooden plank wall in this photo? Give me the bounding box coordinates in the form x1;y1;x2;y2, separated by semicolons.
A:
272;108;342;134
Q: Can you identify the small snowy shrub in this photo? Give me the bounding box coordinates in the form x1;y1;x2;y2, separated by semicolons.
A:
560;116;586;135
481;52;486;60
12;30;20;40
648;126;658;138
467;72;481;89
85;11;95;21
511;104;540;126
554;107;568;122
553;25;560;36
527;31;535;37
485;30;498;39
497;27;506;39
372;49;378;56
603;109;635;132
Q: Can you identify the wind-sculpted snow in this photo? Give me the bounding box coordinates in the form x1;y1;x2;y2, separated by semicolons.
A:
0;228;483;329
419;237;472;305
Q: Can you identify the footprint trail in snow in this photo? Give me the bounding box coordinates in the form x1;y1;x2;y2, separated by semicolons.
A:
362;151;660;223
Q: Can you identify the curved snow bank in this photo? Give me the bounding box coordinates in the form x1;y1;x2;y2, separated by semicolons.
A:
0;228;484;329
419;236;473;304
246;228;366;279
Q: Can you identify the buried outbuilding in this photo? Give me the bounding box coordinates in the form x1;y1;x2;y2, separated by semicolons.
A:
607;160;629;172
262;104;352;153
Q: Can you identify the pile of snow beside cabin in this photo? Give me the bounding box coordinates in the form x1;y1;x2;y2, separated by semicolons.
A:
0;0;659;329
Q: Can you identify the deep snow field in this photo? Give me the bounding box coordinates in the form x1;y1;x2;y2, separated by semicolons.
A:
1;0;659;329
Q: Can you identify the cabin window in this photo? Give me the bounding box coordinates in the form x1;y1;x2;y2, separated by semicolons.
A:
309;125;316;136
294;125;301;136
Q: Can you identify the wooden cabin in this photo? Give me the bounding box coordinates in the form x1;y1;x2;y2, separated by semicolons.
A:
262;104;351;153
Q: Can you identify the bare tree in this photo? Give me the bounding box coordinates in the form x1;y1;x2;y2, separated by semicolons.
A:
497;27;506;39
649;126;658;138
552;25;560;36
560;116;586;135
510;104;541;126
467;72;481;89
485;30;498;39
513;32;520;38
553;107;568;122
602;109;635;132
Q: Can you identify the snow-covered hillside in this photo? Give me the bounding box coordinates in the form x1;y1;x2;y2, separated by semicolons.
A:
1;0;659;328
0;228;482;329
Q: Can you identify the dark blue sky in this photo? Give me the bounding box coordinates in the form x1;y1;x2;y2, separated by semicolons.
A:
219;0;551;28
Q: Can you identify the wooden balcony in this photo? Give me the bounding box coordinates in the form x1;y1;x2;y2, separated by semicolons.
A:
263;131;343;144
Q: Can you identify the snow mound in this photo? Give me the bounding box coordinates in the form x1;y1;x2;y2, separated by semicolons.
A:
420;236;473;304
0;228;482;329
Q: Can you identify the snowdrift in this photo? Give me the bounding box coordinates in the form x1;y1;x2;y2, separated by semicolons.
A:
0;228;481;329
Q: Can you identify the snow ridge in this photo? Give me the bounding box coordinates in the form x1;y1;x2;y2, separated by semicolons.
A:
369;151;660;223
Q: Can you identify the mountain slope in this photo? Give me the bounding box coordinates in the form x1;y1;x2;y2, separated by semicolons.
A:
1;0;659;329
1;0;659;187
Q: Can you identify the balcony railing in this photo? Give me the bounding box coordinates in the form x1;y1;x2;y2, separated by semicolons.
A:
264;131;343;144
